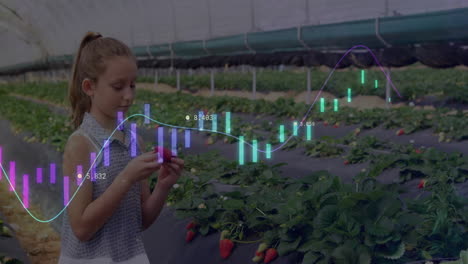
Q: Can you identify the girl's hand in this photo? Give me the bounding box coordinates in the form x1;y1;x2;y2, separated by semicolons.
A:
122;151;162;184
155;157;185;191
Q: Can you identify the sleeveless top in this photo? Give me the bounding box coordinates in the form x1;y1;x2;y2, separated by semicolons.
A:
59;112;150;264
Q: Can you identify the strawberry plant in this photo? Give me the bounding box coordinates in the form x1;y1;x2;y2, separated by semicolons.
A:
304;138;344;158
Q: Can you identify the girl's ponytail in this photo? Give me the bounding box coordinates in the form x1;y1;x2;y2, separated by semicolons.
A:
69;32;102;130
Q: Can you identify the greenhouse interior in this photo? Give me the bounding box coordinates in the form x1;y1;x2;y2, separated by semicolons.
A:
0;0;467;263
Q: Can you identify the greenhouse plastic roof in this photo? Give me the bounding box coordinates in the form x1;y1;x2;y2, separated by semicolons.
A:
1;0;468;69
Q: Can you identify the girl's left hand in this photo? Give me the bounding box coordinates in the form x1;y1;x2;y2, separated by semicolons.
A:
155;157;185;191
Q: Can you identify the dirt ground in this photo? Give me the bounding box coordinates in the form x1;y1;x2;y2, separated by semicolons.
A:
137;82;412;110
0;183;60;264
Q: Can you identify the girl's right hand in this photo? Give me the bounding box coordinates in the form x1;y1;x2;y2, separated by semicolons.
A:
122;151;162;184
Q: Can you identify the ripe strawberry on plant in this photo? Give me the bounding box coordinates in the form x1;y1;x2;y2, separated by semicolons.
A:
264;248;278;263
186;221;197;230
344;160;350;165
185;230;196;242
418;179;426;189
153;146;173;163
220;239;234;259
415;148;423;154
396;129;405;136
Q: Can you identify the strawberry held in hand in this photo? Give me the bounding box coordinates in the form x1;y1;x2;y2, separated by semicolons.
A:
154;146;174;163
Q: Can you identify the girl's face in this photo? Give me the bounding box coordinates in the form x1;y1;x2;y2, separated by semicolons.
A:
85;56;137;120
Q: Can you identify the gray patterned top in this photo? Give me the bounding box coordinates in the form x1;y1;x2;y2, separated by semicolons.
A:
59;112;149;263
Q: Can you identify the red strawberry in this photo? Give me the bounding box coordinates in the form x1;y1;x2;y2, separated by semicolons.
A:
153;146;173;163
186;221;197;230
186;230;196;242
333;124;339;128
418;179;426;189
396;129;405;136
415;149;423;154
220;239;234;259
264;248;278;263
344;160;350;165
255;251;265;257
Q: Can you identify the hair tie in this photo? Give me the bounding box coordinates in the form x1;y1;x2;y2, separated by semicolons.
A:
93;33;103;41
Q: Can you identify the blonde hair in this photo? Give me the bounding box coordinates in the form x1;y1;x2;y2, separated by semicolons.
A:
68;31;136;130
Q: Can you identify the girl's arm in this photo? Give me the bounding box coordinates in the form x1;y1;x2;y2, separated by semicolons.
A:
64;134;134;242
139;136;170;230
141;179;170;230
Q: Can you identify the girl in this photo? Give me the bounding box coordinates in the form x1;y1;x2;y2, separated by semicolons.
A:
58;31;184;264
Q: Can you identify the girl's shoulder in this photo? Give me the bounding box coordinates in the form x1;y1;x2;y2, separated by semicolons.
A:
63;129;93;158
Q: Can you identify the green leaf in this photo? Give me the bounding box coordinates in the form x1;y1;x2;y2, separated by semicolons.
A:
278;236;302;256
199;224;210;236
375;235;394;245
299;174;319;185
314;205;339;230
331;242;355;264
1;226;12;237
358;246;372;264
421;250;433;260
298;239;324;253
302;251;321;264
262;230;278;245
222;199;244;210
377;241;406;260
398;212;423;227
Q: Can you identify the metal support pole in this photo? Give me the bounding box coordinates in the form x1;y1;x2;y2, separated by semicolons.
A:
154;70;158;90
210;69;215;96
252;67;257;100
176;69;181;91
306;68;311;104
